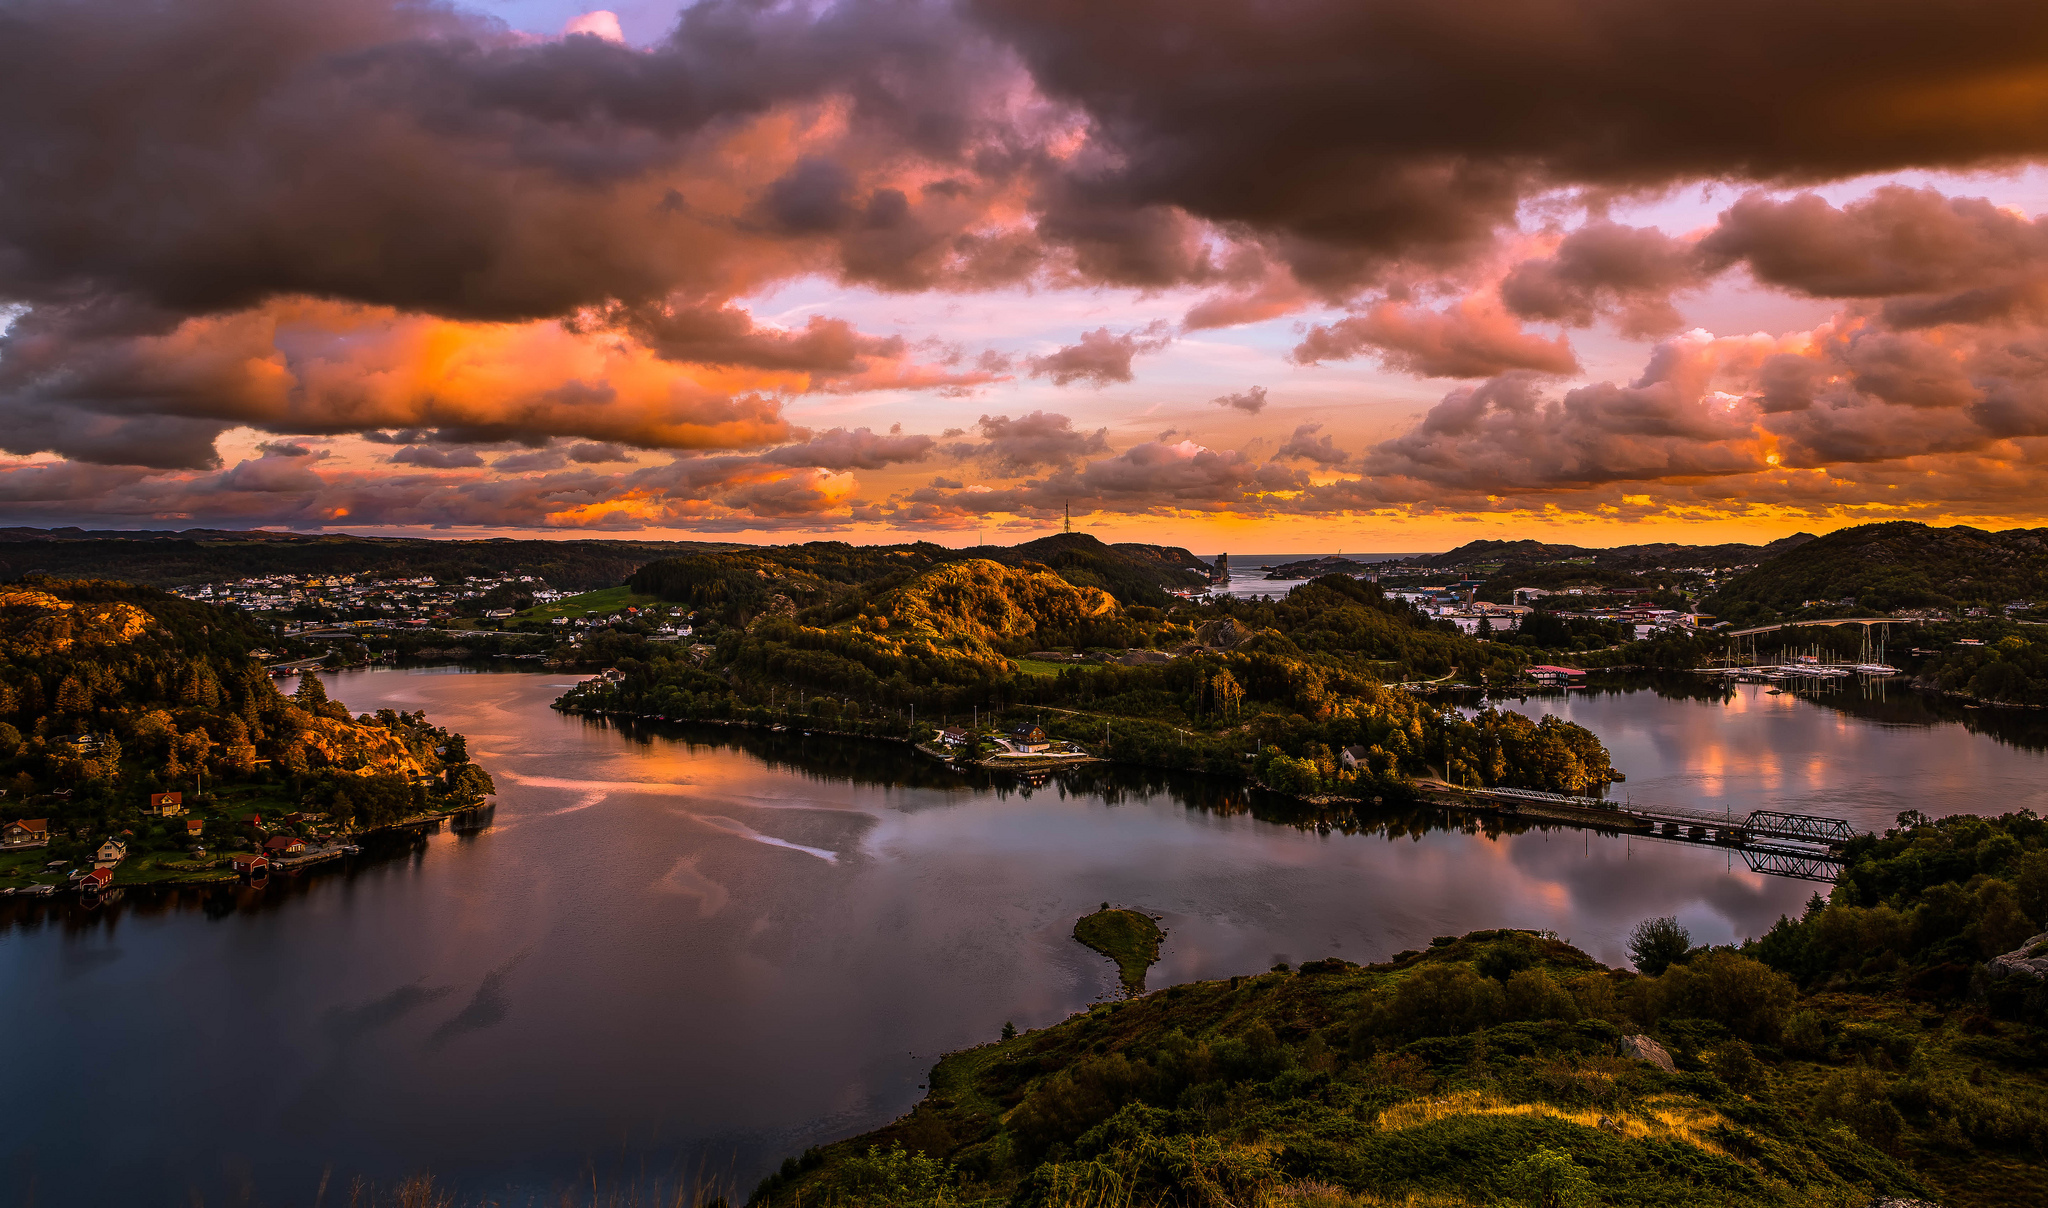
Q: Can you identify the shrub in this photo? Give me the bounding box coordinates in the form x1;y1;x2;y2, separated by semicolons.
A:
1628;916;1692;976
1501;1146;1593;1208
1649;952;1795;1043
1813;1066;1906;1149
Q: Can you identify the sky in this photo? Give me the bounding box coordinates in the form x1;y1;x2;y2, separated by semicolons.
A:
8;1;2048;552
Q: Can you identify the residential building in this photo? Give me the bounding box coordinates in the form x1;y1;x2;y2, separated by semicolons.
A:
148;791;184;816
1527;665;1587;687
94;838;127;867
1007;725;1050;753
2;818;49;847
263;835;307;857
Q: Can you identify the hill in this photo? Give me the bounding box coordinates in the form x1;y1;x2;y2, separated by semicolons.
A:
984;534;1211;605
1409;534;1815;572
626;534;1211;621
0;579;492;890
1704;522;2048;624
561;573;1618;796
755;810;2048;1208
0;527;746;591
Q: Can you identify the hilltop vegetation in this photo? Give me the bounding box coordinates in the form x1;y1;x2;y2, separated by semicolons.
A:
0;580;491;888
626;533;1212;623
1705;522;2048;624
0;527;744;591
755;811;2048;1208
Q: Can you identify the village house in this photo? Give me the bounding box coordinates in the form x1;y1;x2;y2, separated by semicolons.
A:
230;853;269;875
1006;725;1050;754
938;726;969;747
185;819;205;839
2;818;48;847
80;867;113;893
263;835;307;857
94;838;127;868
1527;665;1587;687
148;791;184;817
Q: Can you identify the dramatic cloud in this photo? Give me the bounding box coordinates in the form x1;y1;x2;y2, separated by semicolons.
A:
1700;187;2048;326
1273;423;1348;465
16;0;2048;530
1210;386;1268;414
1500;222;1699;336
1026;324;1173;387
1293;298;1578;378
389;445;486;469
944;411;1109;473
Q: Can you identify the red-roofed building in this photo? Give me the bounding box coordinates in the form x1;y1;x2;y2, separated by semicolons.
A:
230;853;269;875
81;867;113;892
262;835;306;857
148;791;184;816
1527;665;1587;687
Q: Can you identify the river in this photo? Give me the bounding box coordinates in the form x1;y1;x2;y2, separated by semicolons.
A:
6;667;2045;1206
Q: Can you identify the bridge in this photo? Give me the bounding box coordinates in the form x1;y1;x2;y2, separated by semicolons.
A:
1720;617;1918;639
1429;785;1859;881
1479;788;1856;845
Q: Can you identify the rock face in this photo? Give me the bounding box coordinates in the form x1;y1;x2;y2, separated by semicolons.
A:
1865;1199;1943;1208
1987;931;2048;981
1619;1034;1675;1073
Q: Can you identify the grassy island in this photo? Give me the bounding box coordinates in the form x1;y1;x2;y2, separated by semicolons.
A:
1075;907;1166;996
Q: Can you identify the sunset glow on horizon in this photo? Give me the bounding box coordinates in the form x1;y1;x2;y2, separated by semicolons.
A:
11;0;2048;549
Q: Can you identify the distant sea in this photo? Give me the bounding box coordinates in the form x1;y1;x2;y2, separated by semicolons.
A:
1195;552;1431;599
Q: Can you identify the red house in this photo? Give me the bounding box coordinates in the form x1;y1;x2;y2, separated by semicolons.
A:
240;814;263;829
80;867;113;892
185;819;205;837
230;853;269;875
262;835;306;857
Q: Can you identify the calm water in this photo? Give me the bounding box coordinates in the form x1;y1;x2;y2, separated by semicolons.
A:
7;668;2046;1206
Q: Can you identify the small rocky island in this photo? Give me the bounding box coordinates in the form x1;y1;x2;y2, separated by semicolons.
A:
1073;905;1165;996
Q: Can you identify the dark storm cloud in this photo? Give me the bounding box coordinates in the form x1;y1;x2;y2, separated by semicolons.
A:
972;0;2048;289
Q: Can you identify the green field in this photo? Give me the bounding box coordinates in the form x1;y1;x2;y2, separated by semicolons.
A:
1010;657;1068;678
510;585;662;627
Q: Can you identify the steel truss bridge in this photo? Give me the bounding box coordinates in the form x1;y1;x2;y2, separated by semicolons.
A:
1470;788;1855;881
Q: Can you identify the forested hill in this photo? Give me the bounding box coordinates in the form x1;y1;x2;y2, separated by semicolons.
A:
0;580;493;887
628;533;1211;617
1704;522;2048;623
0;528;746;591
1408;533;1815;572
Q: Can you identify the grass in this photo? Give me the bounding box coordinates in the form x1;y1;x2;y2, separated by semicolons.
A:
1012;658;1068;678
1073;907;1165;996
510;586;664;627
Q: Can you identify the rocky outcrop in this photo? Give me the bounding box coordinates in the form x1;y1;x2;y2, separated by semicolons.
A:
1865;1199;1943;1208
1987;931;2048;981
1619;1034;1675;1072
